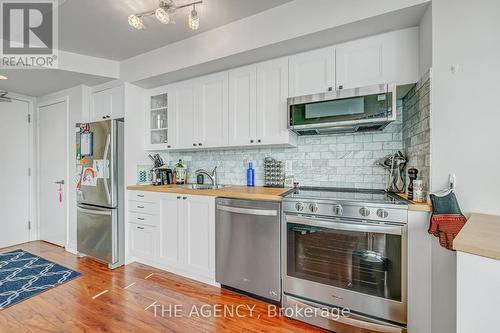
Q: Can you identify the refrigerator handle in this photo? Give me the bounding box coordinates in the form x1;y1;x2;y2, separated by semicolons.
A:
103;133;111;205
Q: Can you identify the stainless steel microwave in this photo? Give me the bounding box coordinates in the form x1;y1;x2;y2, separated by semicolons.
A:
287;84;396;135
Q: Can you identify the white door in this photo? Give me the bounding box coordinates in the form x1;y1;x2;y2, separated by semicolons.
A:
159;194;180;263
0;99;31;248
172;81;196;149
256;58;289;145
181;195;215;276
38;101;67;246
336;40;384;89
91;89;111;121
228;65;257;146
196;72;228;148
288;46;335;97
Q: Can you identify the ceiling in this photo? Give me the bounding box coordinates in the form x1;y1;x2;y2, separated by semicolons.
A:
58;0;292;60
0;69;111;96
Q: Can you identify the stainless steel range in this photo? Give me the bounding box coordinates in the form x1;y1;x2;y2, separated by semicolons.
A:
282;187;409;333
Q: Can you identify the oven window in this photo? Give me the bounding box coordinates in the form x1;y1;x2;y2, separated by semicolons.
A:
287;222;402;302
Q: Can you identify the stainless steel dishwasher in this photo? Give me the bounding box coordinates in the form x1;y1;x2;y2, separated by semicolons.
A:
216;198;281;302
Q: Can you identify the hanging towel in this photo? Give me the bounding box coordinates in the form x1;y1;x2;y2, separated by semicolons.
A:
428;191;467;250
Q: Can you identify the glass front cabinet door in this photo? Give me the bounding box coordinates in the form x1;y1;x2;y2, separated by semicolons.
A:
146;92;174;150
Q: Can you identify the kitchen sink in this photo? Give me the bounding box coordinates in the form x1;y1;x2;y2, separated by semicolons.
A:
176;184;226;190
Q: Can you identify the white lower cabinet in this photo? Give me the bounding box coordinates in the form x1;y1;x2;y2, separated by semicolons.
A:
128;191;216;285
129;223;159;259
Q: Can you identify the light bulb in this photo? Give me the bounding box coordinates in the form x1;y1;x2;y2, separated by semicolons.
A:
155;7;170;24
188;6;199;30
128;14;145;30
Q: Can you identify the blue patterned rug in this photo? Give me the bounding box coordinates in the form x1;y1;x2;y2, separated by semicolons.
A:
0;249;81;310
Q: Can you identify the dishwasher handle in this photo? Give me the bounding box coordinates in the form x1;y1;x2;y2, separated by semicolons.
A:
217;204;278;217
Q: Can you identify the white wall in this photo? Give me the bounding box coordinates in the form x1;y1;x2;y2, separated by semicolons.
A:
431;1;500;332
123;83;148;263
418;4;432;78
36;85;88;253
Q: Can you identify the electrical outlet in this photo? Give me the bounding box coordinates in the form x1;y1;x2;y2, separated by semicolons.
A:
449;173;456;189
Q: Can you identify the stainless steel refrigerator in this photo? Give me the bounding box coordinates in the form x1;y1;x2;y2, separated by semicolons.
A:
77;119;124;269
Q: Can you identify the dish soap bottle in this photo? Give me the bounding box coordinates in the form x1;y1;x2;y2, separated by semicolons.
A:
175;159;187;184
246;162;255;187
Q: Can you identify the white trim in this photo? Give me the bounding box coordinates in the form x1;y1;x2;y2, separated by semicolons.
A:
36;96;70;248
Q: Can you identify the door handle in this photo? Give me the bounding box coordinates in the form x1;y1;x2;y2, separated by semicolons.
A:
217;205;278;216
54;180;65;185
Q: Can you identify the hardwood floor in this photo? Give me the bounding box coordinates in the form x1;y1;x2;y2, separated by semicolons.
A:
0;242;326;333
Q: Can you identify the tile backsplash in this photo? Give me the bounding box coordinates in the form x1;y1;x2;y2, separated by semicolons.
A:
159;106;403;189
402;70;431;192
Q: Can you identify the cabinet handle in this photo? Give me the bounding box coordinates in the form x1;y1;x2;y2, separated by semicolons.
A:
338;85;343;90
250;139;254;143
193;143;197;146
167;145;171;148
198;143;202;146
328;86;333;91
137;206;144;209
102;116;106;119
257;139;262;143
137;217;145;221
182;197;187;200
137;194;145;198
137;226;145;230
177;196;181;199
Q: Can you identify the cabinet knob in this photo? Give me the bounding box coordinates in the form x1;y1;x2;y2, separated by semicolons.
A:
102;116;106;119
177;196;181;199
338;85;343;90
182;196;187;200
193;143;197;146
167;145;171;148
250;140;254;143
328;87;333;91
198;143;202;146
257;139;261;143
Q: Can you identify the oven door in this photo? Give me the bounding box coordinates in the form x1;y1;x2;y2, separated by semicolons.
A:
283;214;407;324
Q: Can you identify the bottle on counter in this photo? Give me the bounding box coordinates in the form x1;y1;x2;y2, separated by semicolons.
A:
247;162;255;187
407;168;419;200
175;159;187;184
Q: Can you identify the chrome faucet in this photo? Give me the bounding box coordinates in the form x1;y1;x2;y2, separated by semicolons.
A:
195;166;218;187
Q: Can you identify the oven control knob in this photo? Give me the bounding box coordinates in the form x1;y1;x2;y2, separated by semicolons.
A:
359;207;371;217
377;209;389;219
333;205;343;216
295;202;304;212
309;203;319;213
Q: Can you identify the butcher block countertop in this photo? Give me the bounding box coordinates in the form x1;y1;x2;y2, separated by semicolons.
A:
453;213;500;260
395;193;432;212
127;184;293;201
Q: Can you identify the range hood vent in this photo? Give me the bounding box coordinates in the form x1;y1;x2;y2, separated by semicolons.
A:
287;84;396;135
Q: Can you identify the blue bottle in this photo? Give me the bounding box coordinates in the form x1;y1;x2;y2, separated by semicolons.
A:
246;162;255;187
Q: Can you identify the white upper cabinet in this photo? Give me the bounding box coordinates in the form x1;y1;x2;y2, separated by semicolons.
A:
228;65;257;146
171;79;197;149
288;46;335;97
196;72;229;148
256;58;290;145
336;28;419;89
90;85;124;122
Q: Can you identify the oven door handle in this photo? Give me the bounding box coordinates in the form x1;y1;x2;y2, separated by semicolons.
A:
285;215;403;235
